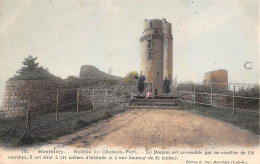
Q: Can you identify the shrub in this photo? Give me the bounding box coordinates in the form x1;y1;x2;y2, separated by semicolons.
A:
122;71;138;84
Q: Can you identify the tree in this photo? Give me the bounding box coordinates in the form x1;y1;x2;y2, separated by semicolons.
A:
17;55;39;75
65;76;79;82
122;71;138;84
14;55;51;80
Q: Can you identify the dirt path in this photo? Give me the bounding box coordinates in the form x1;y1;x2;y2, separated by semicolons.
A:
50;109;259;148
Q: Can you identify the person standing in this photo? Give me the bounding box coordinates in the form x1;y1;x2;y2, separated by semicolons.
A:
137;72;146;96
163;77;171;96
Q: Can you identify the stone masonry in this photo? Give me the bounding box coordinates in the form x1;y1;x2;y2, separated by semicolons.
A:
1;79;68;118
140;18;173;96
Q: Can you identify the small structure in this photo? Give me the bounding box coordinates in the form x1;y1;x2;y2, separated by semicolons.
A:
203;69;228;89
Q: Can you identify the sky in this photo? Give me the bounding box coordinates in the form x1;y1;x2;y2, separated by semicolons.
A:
0;0;259;105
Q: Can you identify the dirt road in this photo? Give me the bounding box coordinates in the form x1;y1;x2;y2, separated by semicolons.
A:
50;109;259;148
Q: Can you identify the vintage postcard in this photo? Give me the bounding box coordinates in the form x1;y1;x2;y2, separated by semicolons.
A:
0;0;259;163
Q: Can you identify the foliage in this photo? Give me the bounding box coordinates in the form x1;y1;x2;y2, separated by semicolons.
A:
64;76;119;88
178;81;259;98
17;55;39;75
177;81;195;92
13;55;60;80
177;81;232;94
236;86;259;98
64;76;80;88
122;71;138;84
115;81;136;100
65;76;79;83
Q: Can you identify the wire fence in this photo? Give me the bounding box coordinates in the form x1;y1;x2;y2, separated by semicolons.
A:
2;82;259;140
21;87;128;139
177;82;260;115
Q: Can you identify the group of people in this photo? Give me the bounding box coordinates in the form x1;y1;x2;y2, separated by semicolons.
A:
137;73;171;99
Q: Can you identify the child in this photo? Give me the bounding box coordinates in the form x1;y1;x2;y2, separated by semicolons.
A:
145;83;153;99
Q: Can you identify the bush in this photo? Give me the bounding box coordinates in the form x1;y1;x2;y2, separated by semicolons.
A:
236;86;259;98
177;82;232;94
122;71;138;84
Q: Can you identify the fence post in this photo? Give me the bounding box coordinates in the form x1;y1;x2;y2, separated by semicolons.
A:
93;88;95;111
105;89;107;110
28;93;31;137
233;84;235;116
194;83;196;108
22;93;31;139
211;83;213;106
131;91;134;99
56;91;59;122
77;90;79;119
114;92;117;105
180;84;182;102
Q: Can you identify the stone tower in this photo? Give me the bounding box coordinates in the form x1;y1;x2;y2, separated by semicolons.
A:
203;69;228;89
140;18;173;96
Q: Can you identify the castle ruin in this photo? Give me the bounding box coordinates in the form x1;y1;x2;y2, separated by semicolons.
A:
140;19;173;96
203;69;228;89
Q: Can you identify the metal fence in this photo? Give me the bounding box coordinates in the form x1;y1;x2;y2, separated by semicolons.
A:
21;87;127;139
177;82;260;115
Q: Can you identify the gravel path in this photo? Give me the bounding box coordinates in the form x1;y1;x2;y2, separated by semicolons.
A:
50;108;259;148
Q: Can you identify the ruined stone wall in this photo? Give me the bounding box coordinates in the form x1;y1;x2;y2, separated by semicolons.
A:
1;79;67;118
1;78;137;119
203;69;228;89
79;82;137;109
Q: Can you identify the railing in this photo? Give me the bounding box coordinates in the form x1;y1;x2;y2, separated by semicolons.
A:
21;87;128;138
177;82;260;115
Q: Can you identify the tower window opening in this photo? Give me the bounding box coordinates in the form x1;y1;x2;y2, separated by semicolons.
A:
147;40;152;49
147;49;152;60
155;30;158;33
150;22;152;28
147;40;153;60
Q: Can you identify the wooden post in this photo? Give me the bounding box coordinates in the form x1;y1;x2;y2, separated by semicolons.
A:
22;93;31;139
93;88;95;111
233;84;235;116
37;92;40;109
211;83;213;106
180;84;182;102
56;91;59;122
105;89;107;110
28;94;31;137
77;90;79;119
194;83;196;108
114;92;117;105
131;92;134;99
